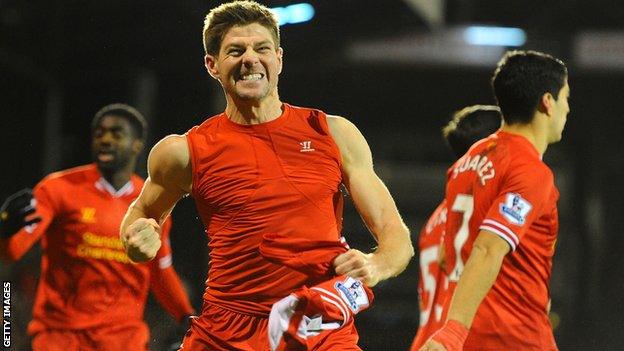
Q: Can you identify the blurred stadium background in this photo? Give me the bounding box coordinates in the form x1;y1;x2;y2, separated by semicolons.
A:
2;0;624;349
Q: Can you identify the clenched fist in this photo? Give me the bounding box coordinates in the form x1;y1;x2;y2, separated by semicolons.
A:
333;249;382;287
122;218;162;262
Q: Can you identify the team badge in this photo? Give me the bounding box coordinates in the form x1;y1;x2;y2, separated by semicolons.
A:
334;277;369;313
80;207;97;223
499;193;532;225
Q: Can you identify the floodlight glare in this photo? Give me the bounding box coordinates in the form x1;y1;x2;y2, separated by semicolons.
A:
272;3;315;26
463;26;526;47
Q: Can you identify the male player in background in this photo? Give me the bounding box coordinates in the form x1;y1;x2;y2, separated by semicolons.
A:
0;103;194;351
120;1;413;350
421;50;569;350
410;105;502;350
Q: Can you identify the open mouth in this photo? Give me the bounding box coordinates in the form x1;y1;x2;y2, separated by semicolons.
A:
97;151;115;162
238;73;265;82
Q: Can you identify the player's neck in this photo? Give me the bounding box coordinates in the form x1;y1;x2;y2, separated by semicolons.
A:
501;122;548;156
100;167;133;190
225;94;283;125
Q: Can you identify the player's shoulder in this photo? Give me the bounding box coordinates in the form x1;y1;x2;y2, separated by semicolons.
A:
149;134;190;169
323;113;358;136
39;164;97;187
281;103;357;141
189;112;227;134
34;164;97;200
285;103;327;117
479;132;547;172
512;158;554;186
284;103;335;133
498;141;554;185
499;137;552;175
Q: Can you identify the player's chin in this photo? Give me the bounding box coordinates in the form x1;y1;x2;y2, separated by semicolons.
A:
552;133;563;143
95;159;118;172
235;86;269;101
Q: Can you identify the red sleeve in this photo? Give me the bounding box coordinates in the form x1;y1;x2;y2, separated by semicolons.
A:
149;217;195;322
0;180;58;262
479;163;554;251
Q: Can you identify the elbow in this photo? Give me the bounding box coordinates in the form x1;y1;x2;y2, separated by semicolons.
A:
405;240;416;268
400;226;415;258
394;228;415;275
393;224;415;258
407;234;415;258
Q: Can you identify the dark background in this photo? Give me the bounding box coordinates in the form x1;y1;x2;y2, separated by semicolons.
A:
2;0;624;349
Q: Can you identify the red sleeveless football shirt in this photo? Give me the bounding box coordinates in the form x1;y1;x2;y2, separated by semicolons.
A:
186;104;344;316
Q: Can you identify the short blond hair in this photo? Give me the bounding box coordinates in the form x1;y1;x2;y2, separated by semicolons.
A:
203;1;280;56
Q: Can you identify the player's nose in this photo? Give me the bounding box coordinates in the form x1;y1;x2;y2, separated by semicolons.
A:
95;131;115;145
241;48;260;67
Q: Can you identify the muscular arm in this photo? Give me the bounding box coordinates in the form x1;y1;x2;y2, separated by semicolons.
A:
328;115;413;287
120;134;192;262
420;231;509;351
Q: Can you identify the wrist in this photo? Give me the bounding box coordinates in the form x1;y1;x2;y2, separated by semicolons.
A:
431;319;469;351
370;248;410;280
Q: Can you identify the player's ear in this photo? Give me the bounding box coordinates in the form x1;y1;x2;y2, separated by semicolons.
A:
205;54;220;80
538;92;555;116
277;47;284;75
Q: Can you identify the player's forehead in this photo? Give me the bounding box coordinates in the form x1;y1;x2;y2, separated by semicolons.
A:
95;114;132;131
220;23;276;49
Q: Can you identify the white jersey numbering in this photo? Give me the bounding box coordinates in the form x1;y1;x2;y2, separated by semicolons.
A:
451;154;495;185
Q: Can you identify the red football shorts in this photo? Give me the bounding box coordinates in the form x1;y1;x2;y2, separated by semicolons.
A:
31;322;148;351
179;301;361;351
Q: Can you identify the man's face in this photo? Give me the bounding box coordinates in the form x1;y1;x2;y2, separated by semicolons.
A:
91;115;141;173
205;23;283;102
548;80;570;143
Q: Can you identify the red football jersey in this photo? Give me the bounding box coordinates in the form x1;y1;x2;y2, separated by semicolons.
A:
186;104;344;316
0;164;193;334
444;131;559;350
411;201;450;351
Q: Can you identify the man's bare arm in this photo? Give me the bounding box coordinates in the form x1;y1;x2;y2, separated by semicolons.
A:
120;135;192;262
446;232;509;326
420;231;509;351
328;115;413;287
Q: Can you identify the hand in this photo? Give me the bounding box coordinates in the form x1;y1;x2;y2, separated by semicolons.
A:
333;249;381;287
0;188;41;239
122;218;161;262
